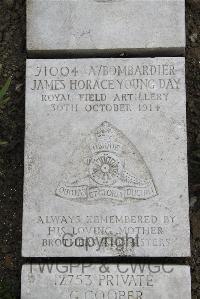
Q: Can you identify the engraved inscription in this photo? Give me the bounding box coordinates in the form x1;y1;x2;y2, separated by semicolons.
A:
23;58;190;257
22;264;191;299
56;121;157;203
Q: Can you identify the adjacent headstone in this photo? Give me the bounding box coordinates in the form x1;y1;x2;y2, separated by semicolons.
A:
27;0;185;56
21;263;191;299
22;57;190;257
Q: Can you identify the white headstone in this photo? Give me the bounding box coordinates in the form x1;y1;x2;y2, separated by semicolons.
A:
21;263;191;299
22;57;190;257
27;0;185;55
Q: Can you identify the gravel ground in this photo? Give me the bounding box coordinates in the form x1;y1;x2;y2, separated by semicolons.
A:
0;0;199;298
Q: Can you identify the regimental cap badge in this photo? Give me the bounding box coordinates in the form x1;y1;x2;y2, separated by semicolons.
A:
56;121;158;203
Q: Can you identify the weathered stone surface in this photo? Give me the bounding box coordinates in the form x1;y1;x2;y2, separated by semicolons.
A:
27;0;185;55
22;58;190;257
21;263;191;299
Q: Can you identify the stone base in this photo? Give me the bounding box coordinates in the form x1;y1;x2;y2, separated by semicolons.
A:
22;58;190;257
27;0;185;56
21;263;191;299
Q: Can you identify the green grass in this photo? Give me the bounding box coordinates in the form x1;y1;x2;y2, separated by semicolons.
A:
0;78;11;110
0;281;15;299
0;78;11;146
